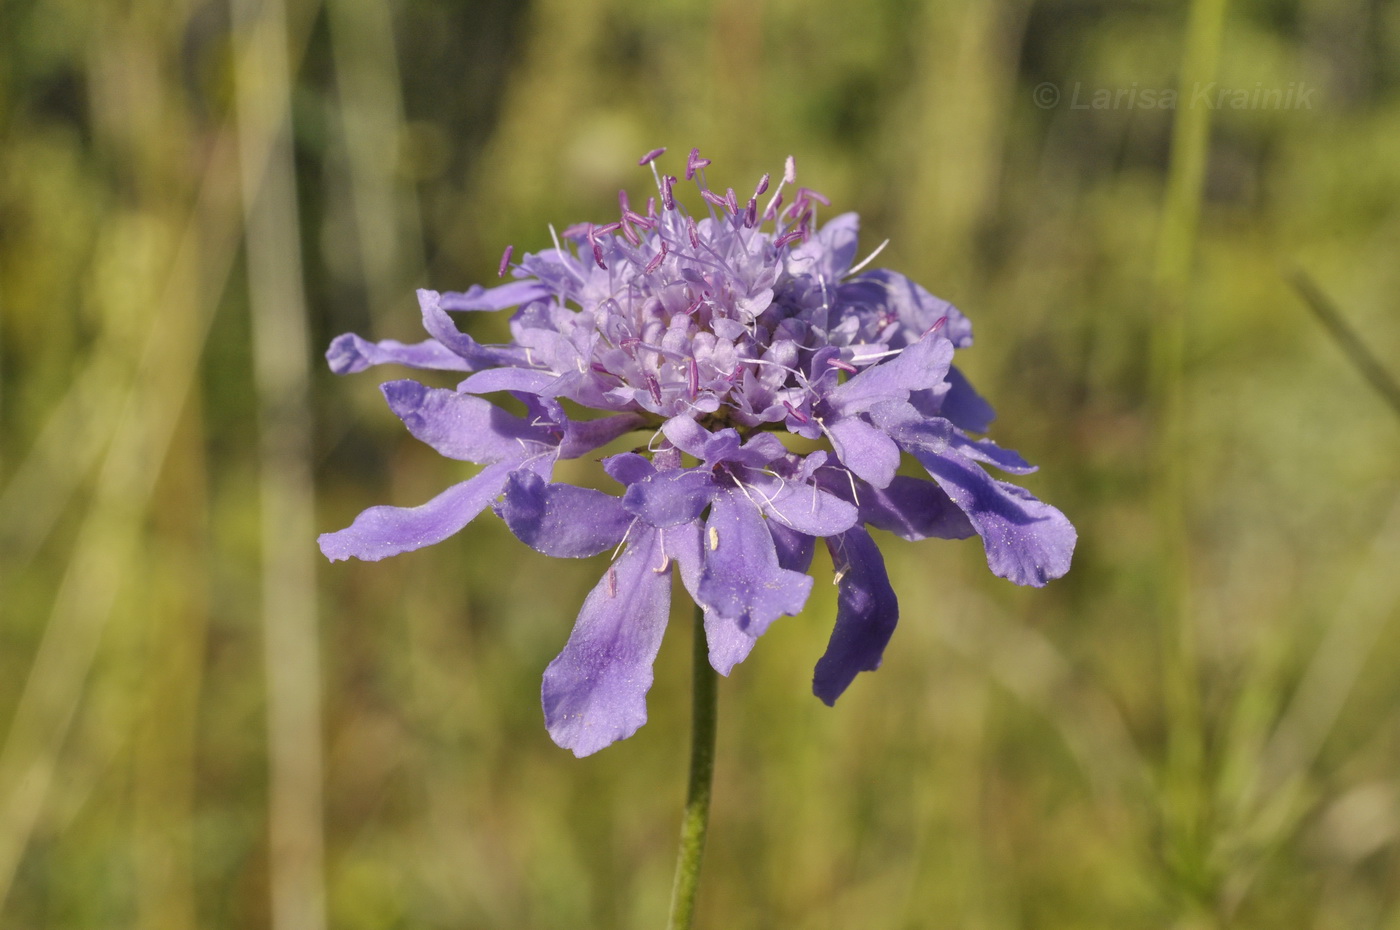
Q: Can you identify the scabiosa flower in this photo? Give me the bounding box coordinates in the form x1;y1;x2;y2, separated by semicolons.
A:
320;147;1075;757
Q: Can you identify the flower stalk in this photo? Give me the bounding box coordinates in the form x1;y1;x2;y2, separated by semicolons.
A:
667;602;718;930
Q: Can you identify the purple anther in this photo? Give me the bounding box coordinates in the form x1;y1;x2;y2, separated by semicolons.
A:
662;175;677;210
620;218;640;246
744;198;758;228
638;147;667;166
754;173;770;197
797;186;831;206
774;228;804;249
646;196;657;217
922;316;948;337
701;189;729;209
589;362;612;375
684;295;704;315
686;357;700;395
497;244;513;277
561;222;591;240
686;147;711;181
644;373;664;405
782;400;809;424
725;188;740;214
594;221;622;236
644;242;668;274
687;217;700;249
586;225;608;270
618;189;631;213
826;356;858;373
623;209;654;229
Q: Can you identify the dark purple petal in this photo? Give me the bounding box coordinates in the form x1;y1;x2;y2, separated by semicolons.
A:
381;380;545;463
768;521;816;573
697;490;813;637
623;468;717;527
541;528;673;757
496;471;631;557
813;528;899;705
559;413;646;460
602;452;656;487
823;415;900;488
318;459;517;562
326;333;471;374
858;476;974;541
439;280;551;311
668;521;757;676
938;366;996;434
909;447;1075;586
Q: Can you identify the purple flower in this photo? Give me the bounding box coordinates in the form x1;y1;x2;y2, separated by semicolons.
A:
320;149;1076;756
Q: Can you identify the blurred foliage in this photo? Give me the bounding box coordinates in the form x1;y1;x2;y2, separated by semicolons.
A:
2;0;1400;927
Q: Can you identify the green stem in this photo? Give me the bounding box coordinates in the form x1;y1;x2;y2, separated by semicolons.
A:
667;603;718;930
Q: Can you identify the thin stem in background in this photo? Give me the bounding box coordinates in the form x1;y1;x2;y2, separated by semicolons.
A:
1290;269;1400;422
1151;0;1228;907
667;604;718;930
232;0;327;926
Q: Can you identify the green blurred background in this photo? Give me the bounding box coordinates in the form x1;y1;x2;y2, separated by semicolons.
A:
3;0;1399;926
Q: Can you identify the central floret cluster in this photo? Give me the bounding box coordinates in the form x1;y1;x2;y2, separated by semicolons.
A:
320;148;1075;756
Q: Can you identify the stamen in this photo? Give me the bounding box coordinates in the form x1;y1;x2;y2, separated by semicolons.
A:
782;400;809;423
774;228;804;249
618;189;631;212
497;244;513;277
783;155;797;184
707;526;720;550
638;146;666;166
922;316;948;337
686;147;711;181
725;188;739;214
700;189;729;209
607;566;618;597
744;198;758;228
585;224;607;268
686;357;699;395
827;357;858;373
687;217;700;250
753;173;770;197
644;241;669;274
644;373;664;405
662;175;677;210
763;193;784;222
845;238;890;277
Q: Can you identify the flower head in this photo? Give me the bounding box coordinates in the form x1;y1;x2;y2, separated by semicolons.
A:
320;148;1076;756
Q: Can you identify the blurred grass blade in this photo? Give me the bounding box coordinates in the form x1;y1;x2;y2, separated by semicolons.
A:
231;0;327;927
1290;269;1400;421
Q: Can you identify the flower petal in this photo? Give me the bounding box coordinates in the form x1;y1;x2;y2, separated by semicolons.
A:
326;333;471;374
858;476;974;541
668;521;758;676
541;528;673;756
318;459;517;562
823;415;901;488
440;280;551;311
497;471;631;557
381;380;545;463
697;490;813;637
745;473;859;537
813;528;899;705
829;333;954;414
623;468;717;527
909;447;1075;586
418;289;528;368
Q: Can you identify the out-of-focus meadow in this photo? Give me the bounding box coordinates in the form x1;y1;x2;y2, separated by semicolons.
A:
3;0;1399;926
